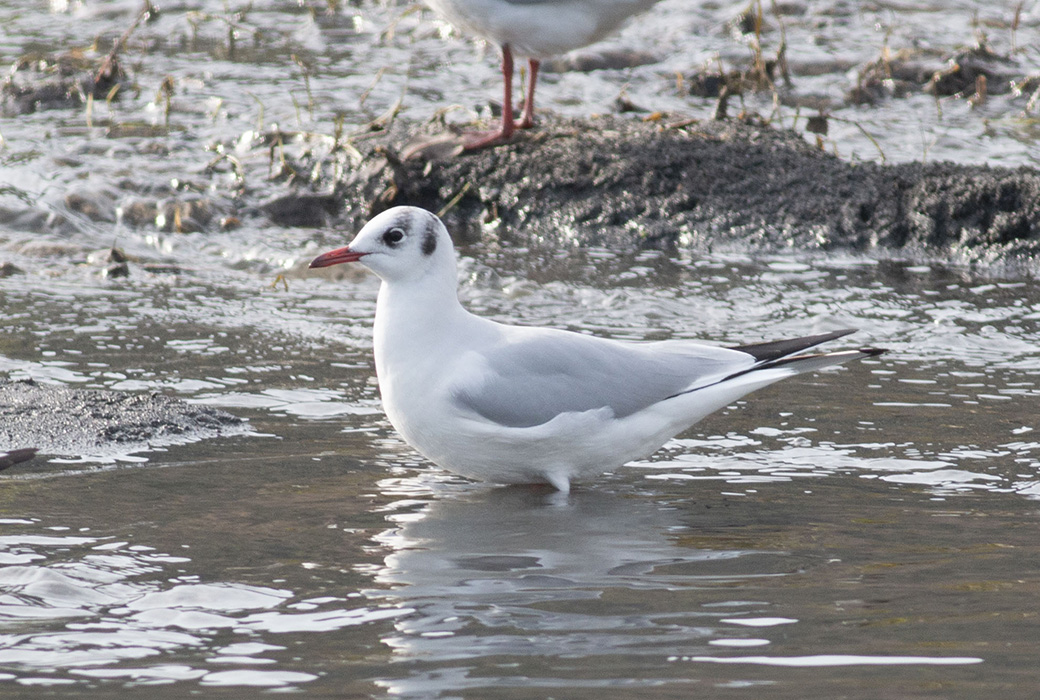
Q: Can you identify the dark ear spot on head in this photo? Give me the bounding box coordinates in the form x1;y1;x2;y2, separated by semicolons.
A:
421;220;437;256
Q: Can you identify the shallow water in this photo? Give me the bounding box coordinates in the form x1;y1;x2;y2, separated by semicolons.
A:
3;244;1040;696
2;0;1040;697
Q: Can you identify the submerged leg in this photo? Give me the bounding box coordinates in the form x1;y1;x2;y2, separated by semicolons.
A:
545;470;571;494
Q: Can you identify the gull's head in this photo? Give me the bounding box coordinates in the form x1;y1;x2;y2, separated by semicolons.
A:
309;206;455;284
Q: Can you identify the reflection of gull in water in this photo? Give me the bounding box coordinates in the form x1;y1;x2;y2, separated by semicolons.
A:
368;484;792;676
370;477;989;696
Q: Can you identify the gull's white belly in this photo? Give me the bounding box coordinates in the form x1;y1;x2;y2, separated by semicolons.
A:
425;0;657;57
380;367;689;488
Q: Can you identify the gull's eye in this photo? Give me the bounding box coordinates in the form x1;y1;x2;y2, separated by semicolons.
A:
382;227;405;247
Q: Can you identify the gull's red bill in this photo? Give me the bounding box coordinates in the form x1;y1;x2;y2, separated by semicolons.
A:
309;246;367;269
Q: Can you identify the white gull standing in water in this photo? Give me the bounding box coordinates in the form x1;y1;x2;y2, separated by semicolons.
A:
310;207;885;492
423;0;664;149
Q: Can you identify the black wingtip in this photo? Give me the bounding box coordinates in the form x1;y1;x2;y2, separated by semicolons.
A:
859;347;887;357
730;329;859;364
0;448;38;472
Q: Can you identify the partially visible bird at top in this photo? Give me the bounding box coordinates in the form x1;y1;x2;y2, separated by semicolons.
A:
423;0;664;149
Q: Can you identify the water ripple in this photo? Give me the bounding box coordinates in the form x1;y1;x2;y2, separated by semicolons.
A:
0;524;403;688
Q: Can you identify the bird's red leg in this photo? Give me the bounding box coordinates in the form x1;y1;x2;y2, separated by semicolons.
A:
518;58;540;129
463;44;517;150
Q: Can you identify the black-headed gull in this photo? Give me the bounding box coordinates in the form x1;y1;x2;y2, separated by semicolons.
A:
310;207;885;492
424;0;663;149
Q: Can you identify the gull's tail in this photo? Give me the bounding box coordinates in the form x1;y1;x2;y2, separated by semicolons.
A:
728;329;886;377
666;329;885;404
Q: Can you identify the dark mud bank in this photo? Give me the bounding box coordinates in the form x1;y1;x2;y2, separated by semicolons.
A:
324;116;1040;262
0;379;248;463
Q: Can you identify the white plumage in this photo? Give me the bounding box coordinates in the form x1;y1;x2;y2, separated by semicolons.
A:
425;0;662;58
310;207;884;492
422;0;664;148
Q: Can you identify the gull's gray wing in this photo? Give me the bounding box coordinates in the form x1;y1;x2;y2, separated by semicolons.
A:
450;328;755;428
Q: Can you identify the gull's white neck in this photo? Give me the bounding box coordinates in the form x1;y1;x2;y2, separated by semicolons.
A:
372;272;474;378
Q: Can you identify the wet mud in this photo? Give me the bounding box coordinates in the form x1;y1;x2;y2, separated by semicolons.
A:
14;109;1034;265
327;114;1040;261
0;379;247;461
0;50;126;117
